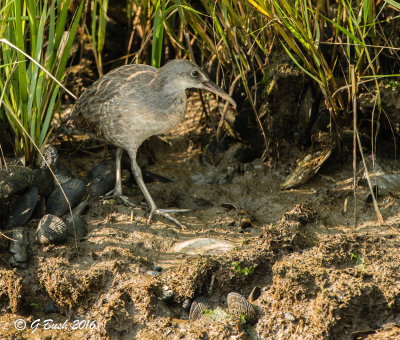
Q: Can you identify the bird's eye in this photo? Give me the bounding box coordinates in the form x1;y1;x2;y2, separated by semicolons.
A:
191;70;199;77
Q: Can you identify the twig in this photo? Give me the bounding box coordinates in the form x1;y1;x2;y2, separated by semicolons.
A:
351;65;357;228
216;74;241;143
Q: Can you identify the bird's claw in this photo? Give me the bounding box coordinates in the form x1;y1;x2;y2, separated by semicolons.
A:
148;208;187;229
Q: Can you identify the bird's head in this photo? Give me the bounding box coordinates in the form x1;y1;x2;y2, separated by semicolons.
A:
158;60;236;107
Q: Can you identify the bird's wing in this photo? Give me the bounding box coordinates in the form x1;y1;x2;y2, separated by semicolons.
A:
70;64;156;136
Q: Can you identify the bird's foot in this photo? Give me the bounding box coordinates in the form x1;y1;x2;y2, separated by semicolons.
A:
103;190;135;207
148;208;187;229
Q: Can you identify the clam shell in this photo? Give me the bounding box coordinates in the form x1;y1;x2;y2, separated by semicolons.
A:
37;214;67;245
4;186;38;229
65;214;88;240
0;166;34;199
47;178;86;216
189;297;210;322
87;160;115;196
227;292;257;324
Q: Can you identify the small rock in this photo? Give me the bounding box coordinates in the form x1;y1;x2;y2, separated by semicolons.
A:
153;265;162;272
161;286;174;304
9;227;28;268
284;312;296;322
240;218;253;229
45;304;58;314
182;299;192;311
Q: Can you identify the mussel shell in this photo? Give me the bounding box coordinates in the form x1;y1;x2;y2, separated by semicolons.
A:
65;214;88;240
72;199;88;216
0;166;34;199
4;186;38;229
248;286;261;303
37;214;67;245
87;160;115;196
189;297;210;322
227;292;258;324
54;161;74;185
47;178;86;216
39;145;59;169
32;168;54;197
31;196;47;220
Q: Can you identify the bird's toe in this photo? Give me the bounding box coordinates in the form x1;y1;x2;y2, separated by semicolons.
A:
148;208;186;229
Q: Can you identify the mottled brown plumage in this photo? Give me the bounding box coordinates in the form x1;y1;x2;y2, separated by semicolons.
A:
70;59;236;228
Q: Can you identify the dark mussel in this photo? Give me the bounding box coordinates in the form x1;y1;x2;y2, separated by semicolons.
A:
39;145;74;185
248;286;261;303
4;186;38;229
47;178;86;216
32;168;54;197
65;214;88;241
0;166;34;199
189;297;210;322
37;214;68;245
87;160;115;196
227;292;258;324
54;161;75;185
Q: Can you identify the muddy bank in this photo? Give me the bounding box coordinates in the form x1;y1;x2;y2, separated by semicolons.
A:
1;97;400;339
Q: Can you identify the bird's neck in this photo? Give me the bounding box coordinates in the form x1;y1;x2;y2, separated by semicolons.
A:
149;76;187;106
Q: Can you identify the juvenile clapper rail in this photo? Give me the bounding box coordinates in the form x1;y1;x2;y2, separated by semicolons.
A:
70;59;236;228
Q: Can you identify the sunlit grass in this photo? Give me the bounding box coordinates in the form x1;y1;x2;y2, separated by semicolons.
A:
0;0;84;165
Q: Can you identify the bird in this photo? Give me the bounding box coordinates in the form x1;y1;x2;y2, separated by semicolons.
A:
69;59;236;228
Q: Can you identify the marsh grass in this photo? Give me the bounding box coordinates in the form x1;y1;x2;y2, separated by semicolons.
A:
0;0;83;164
1;0;399;163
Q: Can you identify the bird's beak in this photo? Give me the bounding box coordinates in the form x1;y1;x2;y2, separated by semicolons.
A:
202;81;236;107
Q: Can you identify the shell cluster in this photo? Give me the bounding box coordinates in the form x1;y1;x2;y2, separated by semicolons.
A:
189;291;259;325
0;145;94;266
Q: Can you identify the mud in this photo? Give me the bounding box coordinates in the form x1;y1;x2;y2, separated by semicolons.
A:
0;96;399;339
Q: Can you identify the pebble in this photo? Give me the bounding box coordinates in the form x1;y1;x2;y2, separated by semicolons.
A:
284;312;296;322
153;265;162;272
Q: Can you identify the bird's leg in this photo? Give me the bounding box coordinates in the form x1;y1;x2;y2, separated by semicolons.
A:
128;150;186;229
105;147;134;207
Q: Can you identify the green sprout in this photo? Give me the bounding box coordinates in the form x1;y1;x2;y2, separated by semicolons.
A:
232;262;255;276
350;251;365;270
30;302;39;310
239;314;251;335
